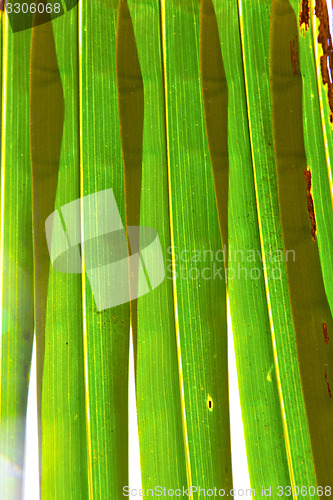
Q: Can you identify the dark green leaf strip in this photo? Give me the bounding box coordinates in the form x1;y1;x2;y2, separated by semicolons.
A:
30;10;64;475
199;0;229;266
116;0;144;363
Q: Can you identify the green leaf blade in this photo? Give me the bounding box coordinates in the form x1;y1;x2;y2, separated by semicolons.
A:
79;0;130;496
212;0;291;492
126;0;188;491
162;0;232;492
40;8;89;499
0;18;34;499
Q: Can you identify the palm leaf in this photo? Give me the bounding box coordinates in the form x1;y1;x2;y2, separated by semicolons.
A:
1;0;333;497
0;15;34;499
31;1;131;498
36;7;88;497
79;0;130;495
271;0;333;487
160;0;231;491
211;0;291;491
125;0;232;494
225;0;333;492
125;0;188;490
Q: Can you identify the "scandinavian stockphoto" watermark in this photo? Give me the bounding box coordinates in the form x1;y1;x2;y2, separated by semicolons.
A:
45;189;296;311
166;245;296;283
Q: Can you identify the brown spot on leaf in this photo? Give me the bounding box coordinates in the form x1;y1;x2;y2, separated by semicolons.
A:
315;0;333;122
323;322;329;344
304;168;317;241
325;369;332;397
299;0;310;30
290;37;300;75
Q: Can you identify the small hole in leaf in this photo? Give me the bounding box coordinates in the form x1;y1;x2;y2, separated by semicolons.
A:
207;395;213;411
